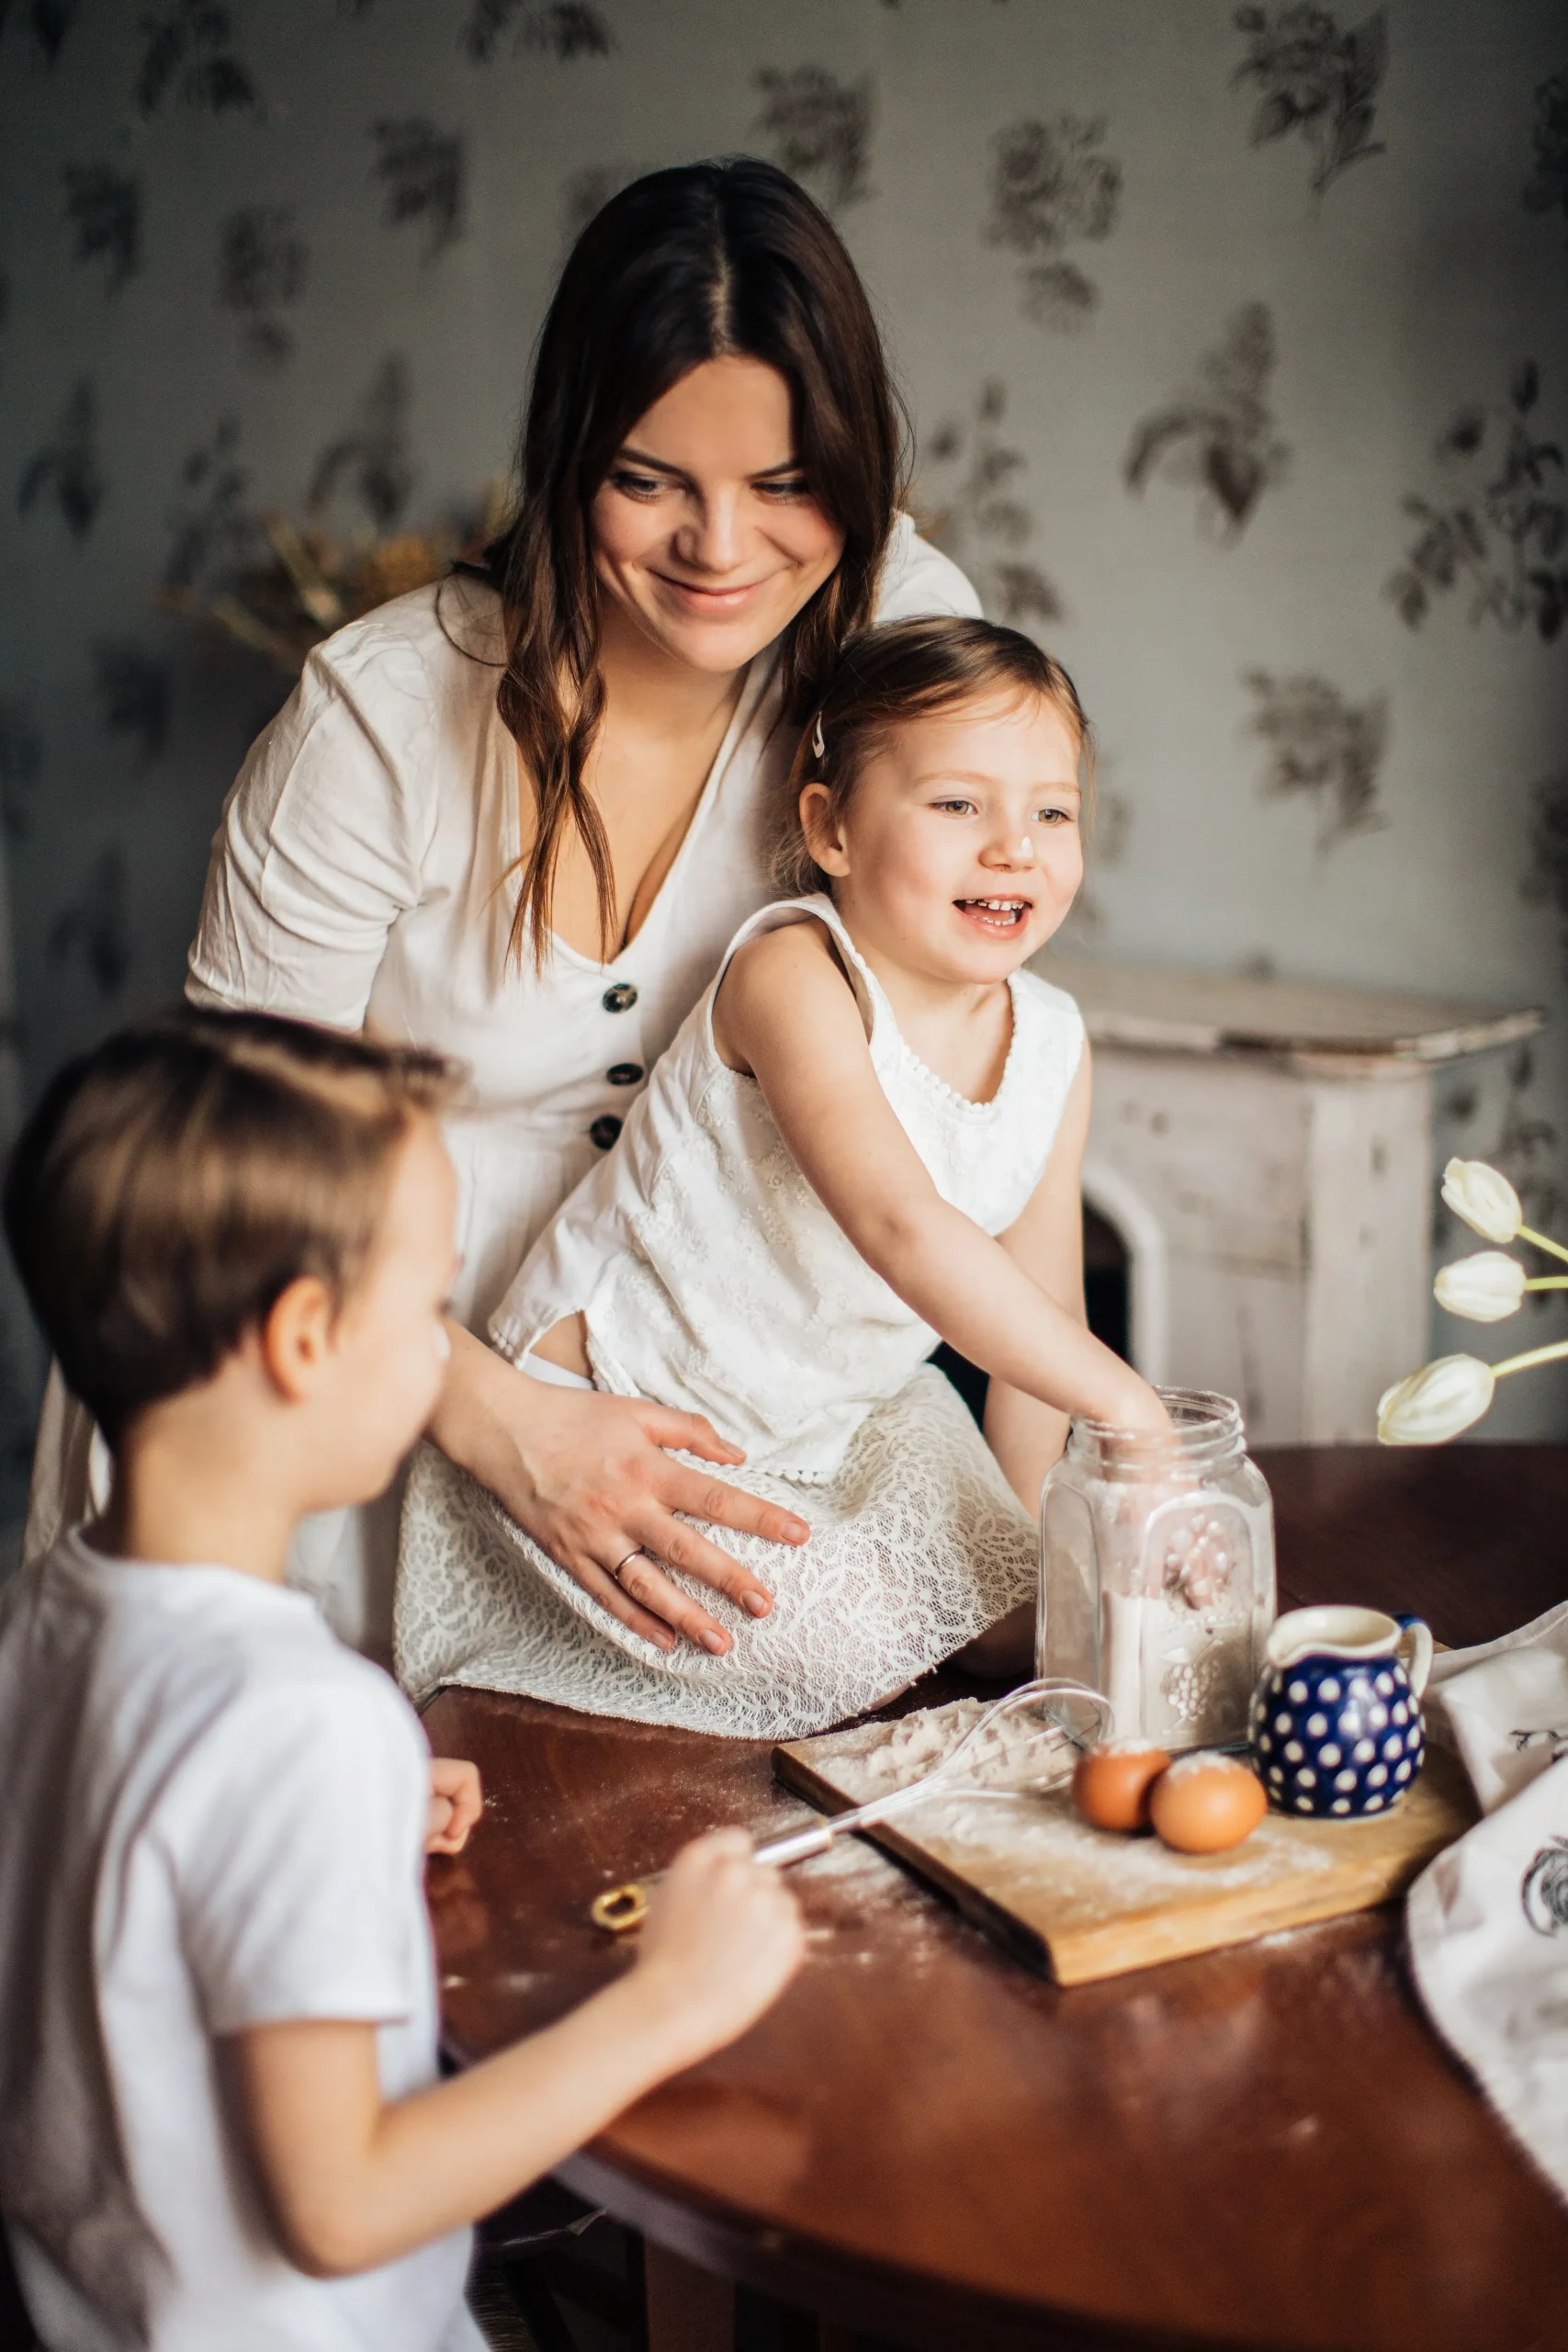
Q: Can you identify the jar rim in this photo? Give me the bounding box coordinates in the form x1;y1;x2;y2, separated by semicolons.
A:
1070;1386;1245;1445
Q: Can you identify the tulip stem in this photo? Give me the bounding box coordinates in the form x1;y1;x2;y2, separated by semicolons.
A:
1518;1224;1568;1269
1523;1277;1568;1292
1490;1339;1568;1379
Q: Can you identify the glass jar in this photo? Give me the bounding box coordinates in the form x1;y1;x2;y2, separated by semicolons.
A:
1038;1389;1275;1752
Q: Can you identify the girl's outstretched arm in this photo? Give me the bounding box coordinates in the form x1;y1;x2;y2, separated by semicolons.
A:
716;925;1162;1437
984;1048;1092;1512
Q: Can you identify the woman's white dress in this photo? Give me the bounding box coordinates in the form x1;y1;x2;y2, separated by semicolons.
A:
395;895;1085;1739
21;521;979;1660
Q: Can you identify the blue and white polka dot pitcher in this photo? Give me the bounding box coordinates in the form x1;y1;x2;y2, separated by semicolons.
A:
1249;1606;1434;1819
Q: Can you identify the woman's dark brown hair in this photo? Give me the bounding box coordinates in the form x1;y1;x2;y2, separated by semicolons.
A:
483;158;908;967
773;616;1093;895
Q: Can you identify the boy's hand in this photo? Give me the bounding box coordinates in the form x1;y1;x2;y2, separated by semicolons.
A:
631;1828;805;2062
425;1758;483;1855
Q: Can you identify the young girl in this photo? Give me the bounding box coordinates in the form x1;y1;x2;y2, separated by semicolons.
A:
397;617;1166;1736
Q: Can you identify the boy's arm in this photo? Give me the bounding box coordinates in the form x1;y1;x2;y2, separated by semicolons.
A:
226;1830;801;2280
983;1049;1092;1513
717;928;1160;1432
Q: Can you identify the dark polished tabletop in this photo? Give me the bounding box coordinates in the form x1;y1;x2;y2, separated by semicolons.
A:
426;1444;1568;2352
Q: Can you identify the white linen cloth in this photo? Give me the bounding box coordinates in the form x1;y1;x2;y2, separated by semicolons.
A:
395;894;1083;1736
1405;1600;1568;2205
22;523;978;1658
0;1532;481;2352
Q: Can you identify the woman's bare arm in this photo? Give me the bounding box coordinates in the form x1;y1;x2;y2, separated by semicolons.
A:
428;1324;807;1657
717;926;1162;1434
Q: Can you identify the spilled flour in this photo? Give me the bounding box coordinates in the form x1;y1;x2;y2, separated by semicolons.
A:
816;1695;1076;1797
797;1695;1338;1930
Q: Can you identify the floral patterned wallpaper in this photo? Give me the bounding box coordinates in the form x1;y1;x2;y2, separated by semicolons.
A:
0;0;1566;1487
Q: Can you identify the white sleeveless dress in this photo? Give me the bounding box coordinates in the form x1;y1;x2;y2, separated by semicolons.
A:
396;896;1086;1739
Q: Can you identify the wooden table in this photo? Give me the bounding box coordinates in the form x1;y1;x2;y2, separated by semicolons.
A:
426;1445;1568;2352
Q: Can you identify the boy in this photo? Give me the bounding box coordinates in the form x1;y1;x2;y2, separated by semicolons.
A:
0;1007;801;2351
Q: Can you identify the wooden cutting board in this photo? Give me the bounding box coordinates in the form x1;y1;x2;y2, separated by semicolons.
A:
773;1702;1478;1985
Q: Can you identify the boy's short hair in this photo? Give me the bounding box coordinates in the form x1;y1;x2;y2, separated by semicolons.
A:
5;1006;460;1446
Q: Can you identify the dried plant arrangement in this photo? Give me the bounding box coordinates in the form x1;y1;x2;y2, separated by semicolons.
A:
158;342;508;676
1243;669;1387;851
159;495;506;678
985;115;1122;331
1386;362;1567;644
1230;5;1388;198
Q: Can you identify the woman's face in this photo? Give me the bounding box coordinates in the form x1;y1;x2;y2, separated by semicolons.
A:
590;355;846;677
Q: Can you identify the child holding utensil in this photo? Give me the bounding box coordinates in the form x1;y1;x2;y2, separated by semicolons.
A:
400;616;1166;1738
0;1009;801;2352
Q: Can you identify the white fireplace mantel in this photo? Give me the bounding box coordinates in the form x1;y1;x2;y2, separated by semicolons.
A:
1033;952;1545;1446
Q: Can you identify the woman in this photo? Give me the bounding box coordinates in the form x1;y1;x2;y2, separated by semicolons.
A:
27;159;979;1665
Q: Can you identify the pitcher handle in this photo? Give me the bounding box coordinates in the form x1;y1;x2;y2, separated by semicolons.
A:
1394;1613;1434;1699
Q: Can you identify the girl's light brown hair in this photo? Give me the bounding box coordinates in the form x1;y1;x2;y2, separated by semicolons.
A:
773;615;1093;895
471;158;908;969
4;1007;459;1447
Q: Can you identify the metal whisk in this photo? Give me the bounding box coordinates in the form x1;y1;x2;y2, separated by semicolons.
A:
588;1677;1111;1933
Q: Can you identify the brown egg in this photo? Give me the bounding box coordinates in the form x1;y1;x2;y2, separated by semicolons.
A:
1149;1754;1267;1854
1072;1740;1172;1832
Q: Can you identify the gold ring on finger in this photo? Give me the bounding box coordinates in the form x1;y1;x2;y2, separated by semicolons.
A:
611;1548;645;1587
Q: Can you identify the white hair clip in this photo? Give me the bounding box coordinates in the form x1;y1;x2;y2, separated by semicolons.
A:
811;712;826;761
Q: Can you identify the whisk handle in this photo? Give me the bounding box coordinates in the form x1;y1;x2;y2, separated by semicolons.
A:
754;1785;915;1868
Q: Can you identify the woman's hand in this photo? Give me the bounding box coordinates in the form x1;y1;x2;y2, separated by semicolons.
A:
429;1323;807;1656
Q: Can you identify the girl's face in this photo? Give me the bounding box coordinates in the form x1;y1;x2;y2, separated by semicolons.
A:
590;356;846;678
802;693;1086;986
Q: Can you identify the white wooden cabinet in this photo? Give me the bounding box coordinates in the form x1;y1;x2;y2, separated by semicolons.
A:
1034;955;1543;1444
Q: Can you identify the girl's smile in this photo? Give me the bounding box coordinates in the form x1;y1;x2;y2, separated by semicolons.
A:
806;693;1085;996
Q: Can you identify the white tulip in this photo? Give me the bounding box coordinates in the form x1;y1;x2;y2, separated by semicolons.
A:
1433;1250;1528;1322
1440;1158;1522;1245
1377;1354;1495;1445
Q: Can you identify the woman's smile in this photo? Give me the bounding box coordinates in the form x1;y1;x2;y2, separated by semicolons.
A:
592;356;844;676
649;568;788;614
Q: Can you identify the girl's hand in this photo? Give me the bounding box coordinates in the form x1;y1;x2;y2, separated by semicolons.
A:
425;1757;483;1855
429;1323;808;1657
632;1829;805;2062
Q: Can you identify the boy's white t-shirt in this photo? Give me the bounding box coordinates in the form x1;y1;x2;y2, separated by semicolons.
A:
0;1530;484;2352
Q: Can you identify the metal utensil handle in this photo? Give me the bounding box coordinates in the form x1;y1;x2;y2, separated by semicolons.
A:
590;1791;908;1933
588;1679;1112;1932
